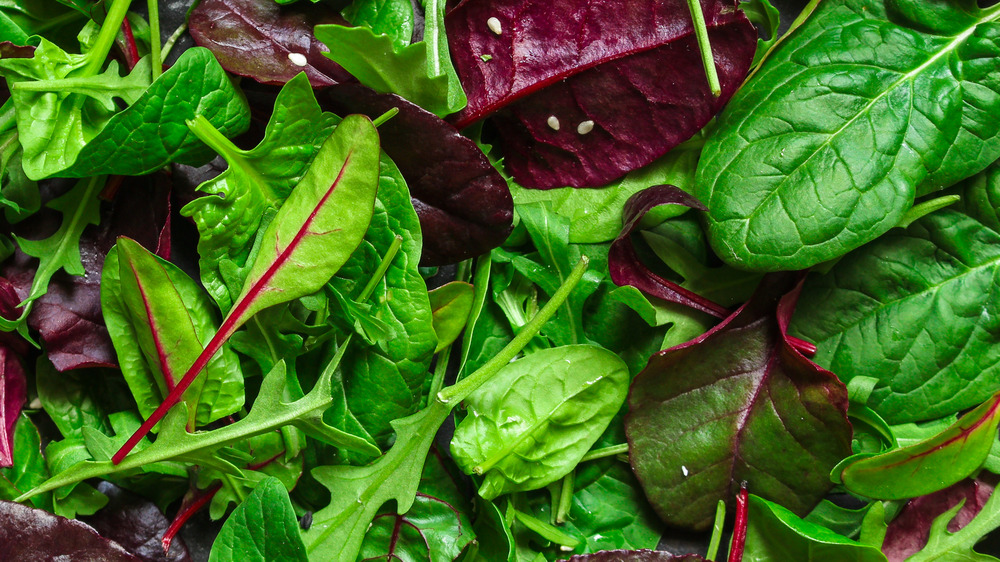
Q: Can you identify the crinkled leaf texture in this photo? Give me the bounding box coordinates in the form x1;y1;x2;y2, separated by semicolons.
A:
697;0;1000;271
189;0;354;87
0;344;25;467
0;499;139;561
882;479;993;562
208;477;307;562
446;0;756;188
626;274;852;530
451;344;629;499
322;84;513;265
792;160;1000;423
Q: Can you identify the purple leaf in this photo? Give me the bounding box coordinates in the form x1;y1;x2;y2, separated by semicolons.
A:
0;500;140;561
626;273;852;530
445;0;757;188
2;177;171;371
189;0;354;88
82;483;192;562
322;84;513;265
881;479;994;562
0;344;25;468
561;550;706;561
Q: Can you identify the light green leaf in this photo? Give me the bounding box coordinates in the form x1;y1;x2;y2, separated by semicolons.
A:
209;477;308;562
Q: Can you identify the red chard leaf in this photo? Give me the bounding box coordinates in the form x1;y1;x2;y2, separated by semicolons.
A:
0;344;25;468
189;0;355;88
0;500;140;561
881;479;994;562
445;0;757;188
322;84;513;265
626;273;852;530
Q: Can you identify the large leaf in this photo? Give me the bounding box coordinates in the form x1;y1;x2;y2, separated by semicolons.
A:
445;0;756;188
451;344;629;499
0;500;139;561
626;274;852;530
208;477;307;562
696;0;1000;271
321;84;513;265
188;0;353;87
0;343;24;467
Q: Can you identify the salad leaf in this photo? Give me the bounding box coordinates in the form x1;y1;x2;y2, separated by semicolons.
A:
428;281;475;353
0;343;25;467
563;551;705;561
696;0;1000;271
0;499;140;561
208;477;308;562
341;0;413;47
82;482;192;562
882;479;993;562
0;415;50;510
359;493;474;561
626;274;851;530
905;483;1000;561
445;0;757;188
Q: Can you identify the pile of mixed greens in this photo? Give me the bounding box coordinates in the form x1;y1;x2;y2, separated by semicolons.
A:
1;0;1000;560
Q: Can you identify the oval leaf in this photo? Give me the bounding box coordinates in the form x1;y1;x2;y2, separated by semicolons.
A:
429;281;475;353
208;477;307;562
450;344;629;500
0;499;139;561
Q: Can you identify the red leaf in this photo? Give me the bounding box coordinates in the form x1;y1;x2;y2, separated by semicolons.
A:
446;0;757;188
0;344;25;468
0;500;140;561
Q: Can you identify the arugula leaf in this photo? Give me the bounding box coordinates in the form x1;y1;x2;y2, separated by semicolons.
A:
208;477;308;562
359;493;474;560
882;479;993;561
905;484;1000;561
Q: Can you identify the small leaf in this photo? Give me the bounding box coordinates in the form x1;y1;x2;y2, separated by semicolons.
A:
208;477;307;562
836;392;1000;500
0;415;50;510
882;479;993;562
359;493;474;561
0;500;139;561
563;551;705;561
429;281;475;353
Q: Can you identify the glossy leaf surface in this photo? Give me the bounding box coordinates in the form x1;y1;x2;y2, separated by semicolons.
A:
697;0;1000;271
446;0;756;188
627;275;851;530
0;500;139;561
429;281;474;353
208;477;307;562
358;493;473;561
564;551;705;561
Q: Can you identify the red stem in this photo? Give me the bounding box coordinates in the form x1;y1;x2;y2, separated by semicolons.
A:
787;336;817;357
728;482;748;562
118;17;140;71
162;484;221;554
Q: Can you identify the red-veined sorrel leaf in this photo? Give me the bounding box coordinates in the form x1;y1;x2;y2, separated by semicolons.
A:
562;550;706;561
113;115;380;463
626;273;851;530
882;479;994;562
358;493;474;561
188;0;354;88
445;0;757;188
0;343;26;467
0;500;139;561
836;392;1000;500
322;84;513;265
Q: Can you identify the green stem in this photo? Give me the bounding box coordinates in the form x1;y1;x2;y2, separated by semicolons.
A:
358;235;402;301
372;108;400;128
580;443;629;462
186;115;246;164
160;22;188;63
685;0;721;97
148;0;162;79
0;100;15;134
437;256;589;405
555;470;574;524
513;509;580;548
706;500;726;561
428;345;451;397
83;0;132;76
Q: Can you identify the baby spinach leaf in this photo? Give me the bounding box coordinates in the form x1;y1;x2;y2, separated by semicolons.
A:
835;392;1000;500
0;499;140;561
429;281;475;353
342;0;413;47
743;495;888;562
882;479;993;562
0;343;25;467
627;274;852;530
791;206;1000;423
445;0;756;188
189;0;353;87
563;551;705;561
450;344;629;500
697;0;1000;271
113;114;380;463
359;493;474;561
182;72;337;310
35;358;110;441
208;477;308;562
102;239;244;430
0;415;49;510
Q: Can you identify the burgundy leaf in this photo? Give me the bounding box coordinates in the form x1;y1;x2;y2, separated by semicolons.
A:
0;344;25;468
0;42;36;59
446;0;756;188
322;84;513;265
561;550;706;561
2;177;171;371
729;483;748;562
0;500;140;561
881;479;994;562
82;483;192;562
626;273;852;530
189;0;354;88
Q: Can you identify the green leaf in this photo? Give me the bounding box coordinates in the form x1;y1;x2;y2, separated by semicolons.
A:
835;392;1000;500
429;281;475;353
0;415;51;510
342;0;414;48
743;495;888;562
0;127;40;223
696;0;1000;271
101;239;244;430
182;72;336;311
0;0;79;45
419;0;467;114
359;493;474;561
35;358;110;441
208;477;308;562
450;344;629;500
739;0;780;67
906;485;1000;561
314;22;465;117
58;47;250;179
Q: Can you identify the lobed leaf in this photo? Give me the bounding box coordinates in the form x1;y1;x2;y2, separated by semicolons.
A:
882;479;993;562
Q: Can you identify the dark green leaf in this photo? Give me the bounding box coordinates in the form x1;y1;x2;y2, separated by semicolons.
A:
359;493;474;561
35;358;110;440
208;477;308;562
0;415;51;510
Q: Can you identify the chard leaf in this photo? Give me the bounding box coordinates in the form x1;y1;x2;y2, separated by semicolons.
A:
697;0;1000;271
429;281;475;353
882;479;993;562
102;239;244;430
743;495;887;562
188;0;353;87
835;393;1000;500
0;500;139;561
208;477;308;562
182;72;337;311
791;168;1000;423
626;274;852;530
445;0;756;188
114;114;380;462
359;493;474;561
451;344;628;499
0;344;25;467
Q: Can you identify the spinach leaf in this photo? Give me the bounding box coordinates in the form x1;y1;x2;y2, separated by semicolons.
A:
0;415;50;510
359;493;474;561
342;0;413;47
208;477;308;562
429;281;474;353
451;344;628;499
697;0;1000;271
